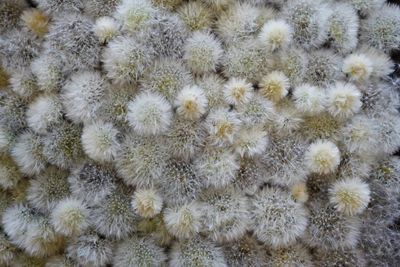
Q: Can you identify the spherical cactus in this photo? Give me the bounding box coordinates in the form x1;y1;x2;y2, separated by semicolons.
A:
250;186;308;248
175;85;208;120
114;236;167;267
305;140;341;174
132;188;163;218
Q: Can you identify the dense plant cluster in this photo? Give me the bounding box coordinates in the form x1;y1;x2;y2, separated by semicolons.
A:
0;0;400;266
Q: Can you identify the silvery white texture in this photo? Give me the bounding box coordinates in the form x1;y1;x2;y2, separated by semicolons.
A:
0;0;400;265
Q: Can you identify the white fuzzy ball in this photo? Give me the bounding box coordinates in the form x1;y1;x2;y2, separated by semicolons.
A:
342;54;373;82
127;92;172;136
26;94;63;134
164;201;203;239
82;121;120;163
183;31;223;74
259;20;292;51
223;77;253;106
94;16;118;42
292;84;327;115
326;82;362;120
51;198;90;236
234;127;269;158
175;85;208;120
329;177;370;215
132;188;163;218
305;140;340;174
115;0;156;33
259;71;290;103
205;108;242;147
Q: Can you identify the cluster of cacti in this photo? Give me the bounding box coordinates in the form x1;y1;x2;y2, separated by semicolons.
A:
0;0;400;266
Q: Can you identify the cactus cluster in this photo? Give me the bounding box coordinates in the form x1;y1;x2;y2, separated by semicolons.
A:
0;0;400;266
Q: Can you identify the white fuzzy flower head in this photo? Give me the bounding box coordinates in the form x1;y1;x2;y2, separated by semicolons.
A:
132;188;163;218
260;71;289;102
329;177;370;215
62;71;108;124
326;82;362;120
291;182;309;203
183;31;223;74
305;140;340;174
174;85;208;120
51;198;90;236
127;92;172;136
26;94;63;134
251;187;308;248
11;131;46;176
342;54;373;82
234;127;269;158
195;146;239;188
259;20;292;51
81;121;120;163
94;16;118;43
205;108;242;147
164;201;202;239
115;0;156;33
223;78;253;106
292;84;327;115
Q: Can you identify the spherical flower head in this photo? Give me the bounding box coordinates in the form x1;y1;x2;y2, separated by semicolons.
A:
259;71;289;103
160;160;202;207
27;166;70;212
178;2;213;31
292;84;327;115
251;186;308;248
358;46;393;79
305;202;360;250
62;71;108;124
223;77;253;106
205;108;242;147
116;134;167;188
305;140;340;174
164;201;202;239
329;177;370;215
183;31;223;74
68;161;117;207
92;186;138;240
342;54;373;82
132;188;163;218
21;8;49;37
44;14;101;70
361;4;400;53
195;146;239;188
9;71;37;98
10;131;46;176
258;20;292;51
94;16;119;42
223;39;271;84
26;94;63;134
30;54;64;93
327;3;359;54
201;188;249;242
127;92;172;136
326;82;362;120
51;198;90;236
175;85;208;120
81;121;120;163
115;0;156;33
23;217;65;257
114;236;167;267
283;0;330;49
103;35;155;84
42;122;84;169
234;127;269;158
291;182;309;203
140;57;193;102
170;237;227;267
67;230;113;267
0;156;23;189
